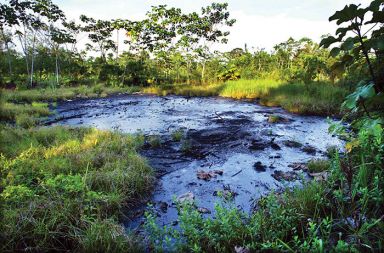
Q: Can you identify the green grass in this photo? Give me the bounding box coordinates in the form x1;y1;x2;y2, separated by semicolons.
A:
2;85;140;103
220;79;283;99
259;82;348;116
148;135;162;148
0;126;154;252
307;159;331;173
0;102;51;129
171;129;184;142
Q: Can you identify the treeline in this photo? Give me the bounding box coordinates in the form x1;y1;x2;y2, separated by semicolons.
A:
0;0;381;89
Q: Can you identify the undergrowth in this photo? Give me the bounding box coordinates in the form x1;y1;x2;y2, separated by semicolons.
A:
0;126;154;252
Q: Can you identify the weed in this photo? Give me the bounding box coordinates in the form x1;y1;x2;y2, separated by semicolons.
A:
268;114;282;123
15;113;38;128
148;135;162;148
171;129;184;142
180;139;192;153
307;159;331;173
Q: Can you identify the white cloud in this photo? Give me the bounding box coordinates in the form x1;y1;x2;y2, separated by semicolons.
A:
217;10;337;52
53;0;374;54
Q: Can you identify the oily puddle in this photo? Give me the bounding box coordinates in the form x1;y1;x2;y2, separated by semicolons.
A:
47;94;342;229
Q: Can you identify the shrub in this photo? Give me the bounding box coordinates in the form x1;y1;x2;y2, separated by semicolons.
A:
15;113;38;128
307;159;331;173
148;135;162;148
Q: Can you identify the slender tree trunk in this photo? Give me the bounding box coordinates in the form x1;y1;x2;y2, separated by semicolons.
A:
121;62;127;85
201;60;206;84
30;33;36;87
1;28;13;76
116;29;119;59
55;51;59;87
186;60;191;85
356;29;381;92
177;65;180;83
18;32;30;78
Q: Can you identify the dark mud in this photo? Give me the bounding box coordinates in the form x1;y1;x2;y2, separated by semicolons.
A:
47;94;342;229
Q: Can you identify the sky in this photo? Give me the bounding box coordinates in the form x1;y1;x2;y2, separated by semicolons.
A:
53;0;371;52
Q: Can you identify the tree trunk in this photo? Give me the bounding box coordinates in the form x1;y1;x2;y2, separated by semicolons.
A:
201;61;206;84
18;32;30;78
186;60;191;85
177;65;180;83
55;51;59;87
1;28;12;76
30;33;36;87
116;29;119;59
121;62;128;85
356;29;382;92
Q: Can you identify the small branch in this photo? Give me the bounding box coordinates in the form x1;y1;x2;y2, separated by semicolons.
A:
231;169;242;177
363;23;378;37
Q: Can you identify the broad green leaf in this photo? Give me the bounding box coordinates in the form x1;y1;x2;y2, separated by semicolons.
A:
341;37;355;50
329;4;359;25
341;54;354;64
367;0;383;11
342;82;376;111
336;27;350;38
367;36;384;51
330;47;341;57
320;35;338;48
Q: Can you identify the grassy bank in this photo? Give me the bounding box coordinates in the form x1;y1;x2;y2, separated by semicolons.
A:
143;79;349;116
0;126;154;252
2;85;140;103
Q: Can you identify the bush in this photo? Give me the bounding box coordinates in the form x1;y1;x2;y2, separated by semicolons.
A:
15;113;38;128
307;159;331;173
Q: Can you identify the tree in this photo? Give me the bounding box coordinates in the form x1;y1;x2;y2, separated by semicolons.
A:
2;0;66;86
320;0;384;93
80;15;116;62
47;27;75;87
124;3;236;84
178;3;236;83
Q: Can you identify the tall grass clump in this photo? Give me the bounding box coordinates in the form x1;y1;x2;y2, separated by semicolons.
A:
219;79;283;99
0;126;154;252
143;83;222;97
0;101;50;129
219;79;347;115
260;82;348;115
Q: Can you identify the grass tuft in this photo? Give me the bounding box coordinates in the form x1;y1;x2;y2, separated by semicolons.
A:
307;159;331;173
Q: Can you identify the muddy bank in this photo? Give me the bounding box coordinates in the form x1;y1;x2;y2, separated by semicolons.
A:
47;94;342;228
